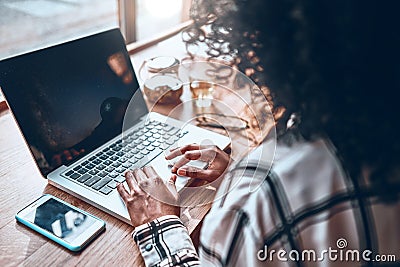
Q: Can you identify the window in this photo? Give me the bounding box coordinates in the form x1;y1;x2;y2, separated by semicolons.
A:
0;0;119;59
119;0;192;43
0;0;191;60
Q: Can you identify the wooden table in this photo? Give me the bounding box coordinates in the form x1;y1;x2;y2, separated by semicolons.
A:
0;34;266;266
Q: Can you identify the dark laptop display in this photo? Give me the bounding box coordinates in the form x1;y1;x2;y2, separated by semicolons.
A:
0;28;147;175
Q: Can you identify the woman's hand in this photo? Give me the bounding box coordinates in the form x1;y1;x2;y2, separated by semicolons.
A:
117;166;180;227
165;144;231;182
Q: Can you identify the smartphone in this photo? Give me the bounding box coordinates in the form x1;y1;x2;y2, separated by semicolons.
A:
16;194;105;252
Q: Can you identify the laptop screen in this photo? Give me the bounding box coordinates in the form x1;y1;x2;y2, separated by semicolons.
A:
0;28;147;175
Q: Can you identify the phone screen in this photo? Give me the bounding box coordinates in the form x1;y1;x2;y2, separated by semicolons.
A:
23;198;99;243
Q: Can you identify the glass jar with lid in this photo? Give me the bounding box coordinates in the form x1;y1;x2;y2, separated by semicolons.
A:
139;56;180;82
143;75;183;104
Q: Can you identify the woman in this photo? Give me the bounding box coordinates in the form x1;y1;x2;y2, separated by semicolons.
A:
118;1;400;266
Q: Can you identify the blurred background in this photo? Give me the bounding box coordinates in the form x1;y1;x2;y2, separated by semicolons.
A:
0;0;191;59
0;0;192;101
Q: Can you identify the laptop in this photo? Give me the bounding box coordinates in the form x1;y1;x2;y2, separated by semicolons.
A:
0;28;230;224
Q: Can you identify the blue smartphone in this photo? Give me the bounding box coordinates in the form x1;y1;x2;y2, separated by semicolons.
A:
16;194;106;252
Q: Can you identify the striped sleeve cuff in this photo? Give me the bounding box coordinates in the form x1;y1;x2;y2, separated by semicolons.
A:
132;215;199;267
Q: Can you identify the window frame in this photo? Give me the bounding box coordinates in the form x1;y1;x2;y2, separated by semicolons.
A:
118;0;192;48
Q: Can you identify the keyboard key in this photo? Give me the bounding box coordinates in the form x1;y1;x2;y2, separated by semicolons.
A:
118;157;128;163
106;150;115;156
92;159;101;165
150;128;159;134
163;133;172;139
89;169;99;175
160;144;170;151
115;167;126;173
130;148;139;154
124;152;134;158
143;141;151;146
73;165;82;171
153;133;161;139
122;162;133;169
96;164;106;170
84;176;101;187
141;149;150;155
112;162;121;167
70;173;81;180
92;177;112;190
89;156;96;161
116;151;124;157
126;138;134;144
102;147;110;152
99;154;108;160
78;168;88;174
110;156;119;161
114;176;125;183
153;141;161;147
128;158;138;164
134;154;144;160
145;132;153;137
164;125;174;132
166;139;175;146
98;172;107;178
86;163;95;169
99;186;113;195
103;160;112;165
137;144;145;150
105;166;115;172
65;170;74;176
127;143;135;149
77;174;91;183
107;180;118;189
95;152;103;157
82;161;90;166
146;145;155;151
108;172;118;178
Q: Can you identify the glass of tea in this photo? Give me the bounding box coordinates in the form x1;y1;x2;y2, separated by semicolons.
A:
189;80;214;107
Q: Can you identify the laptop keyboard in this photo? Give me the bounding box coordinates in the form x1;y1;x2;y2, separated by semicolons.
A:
62;120;188;195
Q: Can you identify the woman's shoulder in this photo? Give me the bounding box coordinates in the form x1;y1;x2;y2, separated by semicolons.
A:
226;137;349;211
272;138;345;179
272;138;341;174
243;136;342;176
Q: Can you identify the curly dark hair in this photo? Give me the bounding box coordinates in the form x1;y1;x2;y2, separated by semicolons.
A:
184;0;400;196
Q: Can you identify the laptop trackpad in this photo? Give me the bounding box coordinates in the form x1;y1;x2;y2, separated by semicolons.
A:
147;156;190;191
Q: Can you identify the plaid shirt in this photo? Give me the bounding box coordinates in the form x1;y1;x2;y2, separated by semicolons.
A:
133;139;400;266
